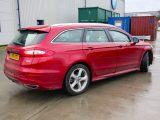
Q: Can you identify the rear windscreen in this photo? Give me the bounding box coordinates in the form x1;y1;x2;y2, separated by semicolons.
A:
10;30;47;46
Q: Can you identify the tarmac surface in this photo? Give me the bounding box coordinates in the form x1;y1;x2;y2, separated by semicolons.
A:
0;32;160;120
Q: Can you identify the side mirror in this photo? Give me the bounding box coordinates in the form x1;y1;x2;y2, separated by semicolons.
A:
133;37;140;44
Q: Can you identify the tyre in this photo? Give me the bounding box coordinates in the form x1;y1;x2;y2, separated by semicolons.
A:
64;64;90;95
140;52;149;72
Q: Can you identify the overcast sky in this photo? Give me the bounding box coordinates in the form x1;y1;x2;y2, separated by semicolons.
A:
125;0;160;13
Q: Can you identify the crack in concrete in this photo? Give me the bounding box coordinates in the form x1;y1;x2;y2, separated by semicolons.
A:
25;96;65;120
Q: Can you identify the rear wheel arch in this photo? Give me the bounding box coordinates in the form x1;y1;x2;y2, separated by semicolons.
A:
62;61;92;87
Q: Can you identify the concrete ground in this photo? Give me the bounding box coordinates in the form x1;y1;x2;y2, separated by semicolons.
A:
0;32;160;120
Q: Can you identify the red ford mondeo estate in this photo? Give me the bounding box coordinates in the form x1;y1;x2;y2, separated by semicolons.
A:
4;23;153;95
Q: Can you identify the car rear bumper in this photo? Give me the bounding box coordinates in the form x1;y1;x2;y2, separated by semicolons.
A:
4;63;64;90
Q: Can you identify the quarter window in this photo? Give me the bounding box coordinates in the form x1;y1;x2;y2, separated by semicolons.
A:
54;29;83;43
85;30;109;43
109;30;130;42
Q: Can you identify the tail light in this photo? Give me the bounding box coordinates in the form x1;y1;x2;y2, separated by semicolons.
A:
22;48;54;57
24;50;46;55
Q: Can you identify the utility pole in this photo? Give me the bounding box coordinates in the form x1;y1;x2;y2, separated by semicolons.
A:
84;0;87;8
17;0;21;29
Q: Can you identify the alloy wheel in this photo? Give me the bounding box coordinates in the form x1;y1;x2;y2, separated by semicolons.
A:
69;68;89;93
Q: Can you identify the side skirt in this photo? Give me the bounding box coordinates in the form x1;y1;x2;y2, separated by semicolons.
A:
92;68;140;82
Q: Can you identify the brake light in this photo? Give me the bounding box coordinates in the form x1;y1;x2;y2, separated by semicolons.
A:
22;48;54;57
24;50;46;55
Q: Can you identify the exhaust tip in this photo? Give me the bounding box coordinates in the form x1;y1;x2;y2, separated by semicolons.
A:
24;84;39;89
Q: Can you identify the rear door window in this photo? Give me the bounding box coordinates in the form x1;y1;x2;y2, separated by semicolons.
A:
10;31;47;46
85;30;109;43
54;29;83;43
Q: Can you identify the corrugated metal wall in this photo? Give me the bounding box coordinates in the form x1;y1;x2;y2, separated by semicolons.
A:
19;0;85;28
0;0;125;45
0;0;18;45
131;16;157;41
19;0;125;28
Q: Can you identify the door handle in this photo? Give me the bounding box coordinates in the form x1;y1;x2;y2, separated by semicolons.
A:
118;45;123;48
85;47;94;51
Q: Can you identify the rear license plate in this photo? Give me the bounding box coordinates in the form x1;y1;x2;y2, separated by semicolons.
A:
9;53;20;60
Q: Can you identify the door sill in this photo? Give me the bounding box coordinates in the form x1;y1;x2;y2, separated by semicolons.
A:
93;68;139;81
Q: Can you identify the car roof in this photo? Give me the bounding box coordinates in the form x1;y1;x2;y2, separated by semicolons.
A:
51;23;115;28
22;23;116;32
21;23;131;37
50;23;131;36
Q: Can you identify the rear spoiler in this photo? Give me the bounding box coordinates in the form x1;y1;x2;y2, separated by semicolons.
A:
18;25;51;33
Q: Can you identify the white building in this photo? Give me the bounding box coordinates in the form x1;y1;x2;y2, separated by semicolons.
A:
125;11;160;17
0;0;125;45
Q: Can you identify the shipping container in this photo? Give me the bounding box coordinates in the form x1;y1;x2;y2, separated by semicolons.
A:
108;17;131;33
131;16;157;41
116;13;120;17
78;7;114;23
111;12;120;17
112;12;116;17
78;7;106;23
106;10;112;22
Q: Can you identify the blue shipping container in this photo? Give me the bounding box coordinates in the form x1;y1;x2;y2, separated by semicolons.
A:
108;17;131;33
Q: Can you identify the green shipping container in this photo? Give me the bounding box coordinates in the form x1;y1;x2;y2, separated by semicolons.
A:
112;12;120;17
115;13;120;17
79;7;108;23
112;12;116;17
106;10;112;23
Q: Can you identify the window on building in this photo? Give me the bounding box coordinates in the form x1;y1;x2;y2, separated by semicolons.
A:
37;20;44;25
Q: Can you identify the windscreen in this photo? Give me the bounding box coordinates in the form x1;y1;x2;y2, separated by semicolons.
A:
10;30;47;46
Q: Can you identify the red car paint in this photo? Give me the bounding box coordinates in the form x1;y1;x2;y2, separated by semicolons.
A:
4;23;153;90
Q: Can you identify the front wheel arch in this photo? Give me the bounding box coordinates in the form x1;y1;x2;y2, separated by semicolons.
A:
140;51;150;72
142;50;153;66
148;50;153;65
